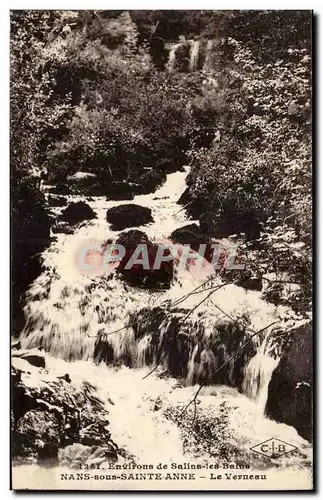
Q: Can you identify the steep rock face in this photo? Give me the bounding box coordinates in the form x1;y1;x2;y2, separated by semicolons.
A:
11;352;126;466
265;323;312;441
12;181;51;336
106;204;153;230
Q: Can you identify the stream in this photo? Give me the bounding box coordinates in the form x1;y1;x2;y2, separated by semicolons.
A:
13;166;312;488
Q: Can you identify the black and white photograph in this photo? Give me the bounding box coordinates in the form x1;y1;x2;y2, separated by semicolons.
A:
10;9;313;491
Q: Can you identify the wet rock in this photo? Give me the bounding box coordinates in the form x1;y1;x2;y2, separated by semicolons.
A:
235;276;263;292
212;211;261;240
177;186;190;205
66;171;99;195
137;170;166;194
116;229;149;247
177;188;207;219
60;201;97;226
13;349;46;368
12;185;51;335
59;443;120;469
85;445;119;467
97;308;256;388
115;230;173;289
12;340;21;351
48;195;66;207
170;224;208;247
106;204;153;230
266;323;312;441
57;374;72;383
11;358;126;464
106;181;143;201
37;443;59;466
170;224;213;261
59;443;93;469
14;410;60;461
155;158;183;174
52;221;75;234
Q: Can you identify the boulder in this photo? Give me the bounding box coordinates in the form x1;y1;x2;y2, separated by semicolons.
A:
48;185;70;195
116;229;149;247
265;323;312;441
60;202;97;226
15;410;60;463
170;224;209;248
106;204;153;230
115;230;173;289
137;170;166;194
170;224;213;261
106;181;143;201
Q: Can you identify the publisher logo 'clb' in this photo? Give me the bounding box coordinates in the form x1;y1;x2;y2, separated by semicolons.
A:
250;438;298;459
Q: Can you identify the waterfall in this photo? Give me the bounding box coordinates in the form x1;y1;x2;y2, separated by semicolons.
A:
242;328;280;414
189;40;200;71
167;43;181;72
15;164;312;475
167;40;200;72
20;161;293;385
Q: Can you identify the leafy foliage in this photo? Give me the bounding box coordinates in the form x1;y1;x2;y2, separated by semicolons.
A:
185;12;312;315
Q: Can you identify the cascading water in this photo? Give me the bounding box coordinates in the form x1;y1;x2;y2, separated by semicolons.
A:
189;40;200;71
242;330;281;414
17;165;311;476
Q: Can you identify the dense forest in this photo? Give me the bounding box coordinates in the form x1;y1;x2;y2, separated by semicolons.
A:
11;11;313;480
